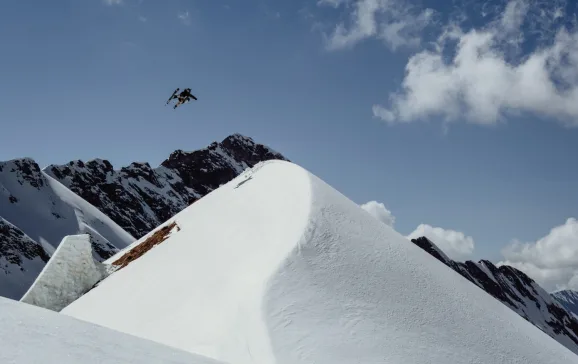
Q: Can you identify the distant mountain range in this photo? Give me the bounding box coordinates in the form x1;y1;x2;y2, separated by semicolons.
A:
44;133;288;239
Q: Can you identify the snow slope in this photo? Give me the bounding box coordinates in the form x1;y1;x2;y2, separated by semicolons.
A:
553;290;578;319
62;160;578;364
20;234;108;312
0;297;229;364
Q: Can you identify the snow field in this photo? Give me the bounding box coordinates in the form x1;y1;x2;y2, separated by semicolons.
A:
62;160;578;364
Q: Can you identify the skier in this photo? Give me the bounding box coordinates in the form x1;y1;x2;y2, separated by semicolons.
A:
167;88;198;109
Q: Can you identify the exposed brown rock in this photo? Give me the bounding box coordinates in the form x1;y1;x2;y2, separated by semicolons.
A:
111;222;179;270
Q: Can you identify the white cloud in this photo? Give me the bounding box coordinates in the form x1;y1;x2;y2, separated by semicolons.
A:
178;11;191;26
407;224;475;261
372;0;578;127
103;0;123;5
318;0;435;51
360;200;395;227
498;218;578;292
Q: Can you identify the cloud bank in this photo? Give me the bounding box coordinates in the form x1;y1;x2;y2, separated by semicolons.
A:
498;218;578;292
407;223;476;261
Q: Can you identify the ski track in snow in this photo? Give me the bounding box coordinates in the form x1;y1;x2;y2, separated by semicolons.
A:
61;160;578;364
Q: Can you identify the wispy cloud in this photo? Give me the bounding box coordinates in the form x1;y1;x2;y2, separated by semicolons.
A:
178;10;191;26
318;0;436;51
103;0;123;5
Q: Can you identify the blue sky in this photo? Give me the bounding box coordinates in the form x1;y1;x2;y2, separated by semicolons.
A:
2;0;578;290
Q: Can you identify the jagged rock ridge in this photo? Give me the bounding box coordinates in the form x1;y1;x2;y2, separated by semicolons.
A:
44;133;289;239
411;236;578;355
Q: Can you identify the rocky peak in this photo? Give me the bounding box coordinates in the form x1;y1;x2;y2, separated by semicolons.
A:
120;162;161;188
410;236;578;355
0;158;46;190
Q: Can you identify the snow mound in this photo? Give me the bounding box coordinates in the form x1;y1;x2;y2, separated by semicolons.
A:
20;234;108;312
0;297;230;364
62;160;578;364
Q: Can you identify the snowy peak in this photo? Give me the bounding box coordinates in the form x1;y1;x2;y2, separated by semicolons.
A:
61;160;578;364
553;290;578;319
45;134;288;239
410;236;578;354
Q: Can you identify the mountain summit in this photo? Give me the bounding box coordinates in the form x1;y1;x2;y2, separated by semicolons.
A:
61;160;578;364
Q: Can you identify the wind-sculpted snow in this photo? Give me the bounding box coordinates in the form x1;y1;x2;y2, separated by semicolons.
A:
410;236;578;355
62;160;578;364
0;217;50;300
0;157;134;299
20;234;108;312
0;297;231;364
553;290;578;319
44;133;288;239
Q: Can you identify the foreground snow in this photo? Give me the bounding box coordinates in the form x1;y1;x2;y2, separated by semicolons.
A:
62;160;578;363
0;297;228;364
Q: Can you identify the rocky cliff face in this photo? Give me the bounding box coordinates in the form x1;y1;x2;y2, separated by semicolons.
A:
0;217;50;300
553;290;578;319
410;236;578;355
43;134;289;239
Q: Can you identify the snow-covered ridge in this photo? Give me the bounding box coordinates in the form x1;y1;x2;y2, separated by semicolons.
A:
0;157;134;300
61;160;578;364
44;133;288;239
410;236;578;355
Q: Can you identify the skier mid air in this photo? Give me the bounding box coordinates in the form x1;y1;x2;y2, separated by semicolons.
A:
166;88;197;109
